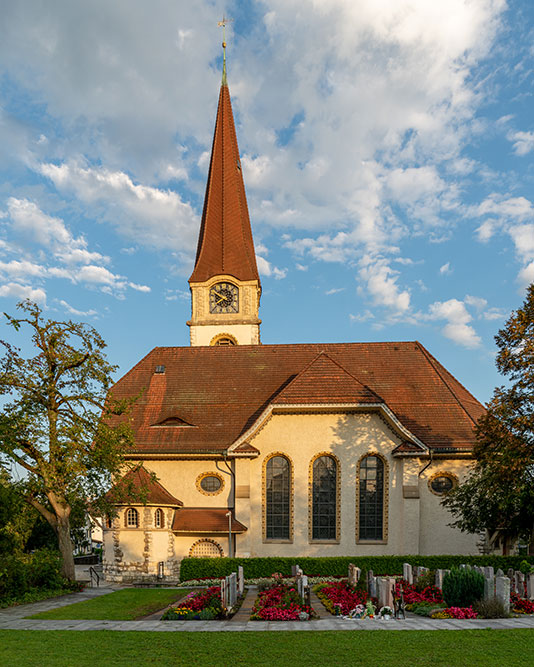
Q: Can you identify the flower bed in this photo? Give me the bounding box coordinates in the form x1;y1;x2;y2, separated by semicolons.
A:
162;586;222;620
251;583;314;621
397;580;443;605
511;593;534;615
431;606;478;619
315;581;369;616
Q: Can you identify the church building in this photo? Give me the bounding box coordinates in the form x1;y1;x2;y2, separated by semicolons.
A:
103;50;486;582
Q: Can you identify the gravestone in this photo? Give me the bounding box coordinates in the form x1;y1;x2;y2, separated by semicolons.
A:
496;568;504;577
291;564;299;576
483;576;495;601
378;577;395;609
526;573;534;600
484;566;494;579
496;576;510;615
348;563;357;587
516;572;525;598
435;569;445;590
237;565;244;596
507;568;515;582
227;573;237;608
221;578;228;609
403;563;413;585
368;575;377;598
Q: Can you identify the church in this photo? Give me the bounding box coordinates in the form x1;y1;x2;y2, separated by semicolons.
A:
102;50;486;583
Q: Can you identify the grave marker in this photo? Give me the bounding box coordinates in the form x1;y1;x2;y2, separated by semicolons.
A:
496;576;510;615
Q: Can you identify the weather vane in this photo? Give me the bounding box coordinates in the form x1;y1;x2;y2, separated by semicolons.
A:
218;15;234;84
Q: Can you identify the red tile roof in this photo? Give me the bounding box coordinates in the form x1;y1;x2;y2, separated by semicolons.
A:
110;342;485;455
172;508;247;534
106;466;183;506
189;82;259;284
272;352;383;405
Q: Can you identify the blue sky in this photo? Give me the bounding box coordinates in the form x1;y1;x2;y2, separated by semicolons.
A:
0;0;533;404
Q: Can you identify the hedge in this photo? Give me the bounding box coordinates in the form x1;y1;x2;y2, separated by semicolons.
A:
0;549;66;602
179;555;534;582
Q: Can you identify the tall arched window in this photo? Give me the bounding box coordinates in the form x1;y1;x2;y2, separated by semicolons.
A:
125;507;138;528
265;455;291;540
358;455;385;541
154;508;164;528
311;455;338;540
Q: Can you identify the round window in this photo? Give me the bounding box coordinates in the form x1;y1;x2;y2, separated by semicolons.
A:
430;475;455;495
200;475;223;494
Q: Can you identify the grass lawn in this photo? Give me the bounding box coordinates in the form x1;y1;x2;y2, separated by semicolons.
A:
27;588;191;621
1;629;534;665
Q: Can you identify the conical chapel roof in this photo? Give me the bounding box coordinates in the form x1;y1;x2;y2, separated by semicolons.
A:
189;77;260;284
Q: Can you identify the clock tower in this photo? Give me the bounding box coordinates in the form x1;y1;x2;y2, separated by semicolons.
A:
187;46;261;346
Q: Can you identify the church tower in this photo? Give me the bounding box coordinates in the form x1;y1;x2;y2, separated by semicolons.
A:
187;43;261;347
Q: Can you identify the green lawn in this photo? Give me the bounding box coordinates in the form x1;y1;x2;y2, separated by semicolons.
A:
1;629;534;665
27;588;191;621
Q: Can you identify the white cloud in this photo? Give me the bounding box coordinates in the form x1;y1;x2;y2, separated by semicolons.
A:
0;282;46;303
358;255;411;313
256;255;287;280
465;295;487;311
508;130;534;156
428;298;481;347
57;300;98;317
325;287;345;295
439;262;451;275
39;162;198;259
7;197;108;266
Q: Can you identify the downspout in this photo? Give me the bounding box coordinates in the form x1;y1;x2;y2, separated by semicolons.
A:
418;448;433;478
217;451;236;558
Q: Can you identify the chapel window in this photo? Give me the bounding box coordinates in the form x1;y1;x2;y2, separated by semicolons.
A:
154;508;164;528
429;473;457;496
358;455;384;541
265;455;291;540
125;507;138;528
312;455;337;540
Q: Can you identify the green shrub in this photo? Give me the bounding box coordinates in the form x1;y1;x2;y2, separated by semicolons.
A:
179;555;534;582
442;567;484;607
26;549;64;590
519;560;533;575
415;569;435;592
473;598;508;619
0;549;64;602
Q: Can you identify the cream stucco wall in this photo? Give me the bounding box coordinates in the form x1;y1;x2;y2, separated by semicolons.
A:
104;409;480;581
234;410;479;557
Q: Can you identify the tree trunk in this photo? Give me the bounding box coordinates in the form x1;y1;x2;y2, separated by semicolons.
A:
56;511;76;581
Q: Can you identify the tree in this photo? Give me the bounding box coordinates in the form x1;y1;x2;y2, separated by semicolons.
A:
443;283;534;554
0;301;134;579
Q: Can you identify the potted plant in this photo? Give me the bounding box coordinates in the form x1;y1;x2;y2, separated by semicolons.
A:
379;605;393;620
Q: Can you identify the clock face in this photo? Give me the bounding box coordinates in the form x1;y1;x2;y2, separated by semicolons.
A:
209;282;239;313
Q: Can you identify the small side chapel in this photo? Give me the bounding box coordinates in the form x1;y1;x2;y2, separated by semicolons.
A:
103;47;486;582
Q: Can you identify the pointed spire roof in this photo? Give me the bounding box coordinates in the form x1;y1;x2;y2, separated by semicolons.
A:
272;352;383;406
189;72;260;284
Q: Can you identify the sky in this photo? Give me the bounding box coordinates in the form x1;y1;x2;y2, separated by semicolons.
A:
0;0;533;404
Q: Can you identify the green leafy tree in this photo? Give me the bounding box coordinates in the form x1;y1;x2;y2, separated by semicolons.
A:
0;301;134;579
443;283;534;554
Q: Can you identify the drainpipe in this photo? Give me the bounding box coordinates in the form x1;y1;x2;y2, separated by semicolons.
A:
219;451;236;558
418;448;433;478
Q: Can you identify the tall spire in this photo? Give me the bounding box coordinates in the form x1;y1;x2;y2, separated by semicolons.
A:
189;29;259;284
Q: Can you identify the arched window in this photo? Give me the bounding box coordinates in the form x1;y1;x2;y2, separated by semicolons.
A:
358;455;385;541
210;333;238;346
189;539;224;558
154;508;164;528
125;507;138;528
311;455;338;540
105;515;112;529
265;455;291;540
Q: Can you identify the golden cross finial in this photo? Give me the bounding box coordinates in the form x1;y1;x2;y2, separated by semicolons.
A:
218;16;233;85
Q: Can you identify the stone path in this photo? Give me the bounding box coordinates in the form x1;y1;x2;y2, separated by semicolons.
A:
229;588;256;622
2;588;534;632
